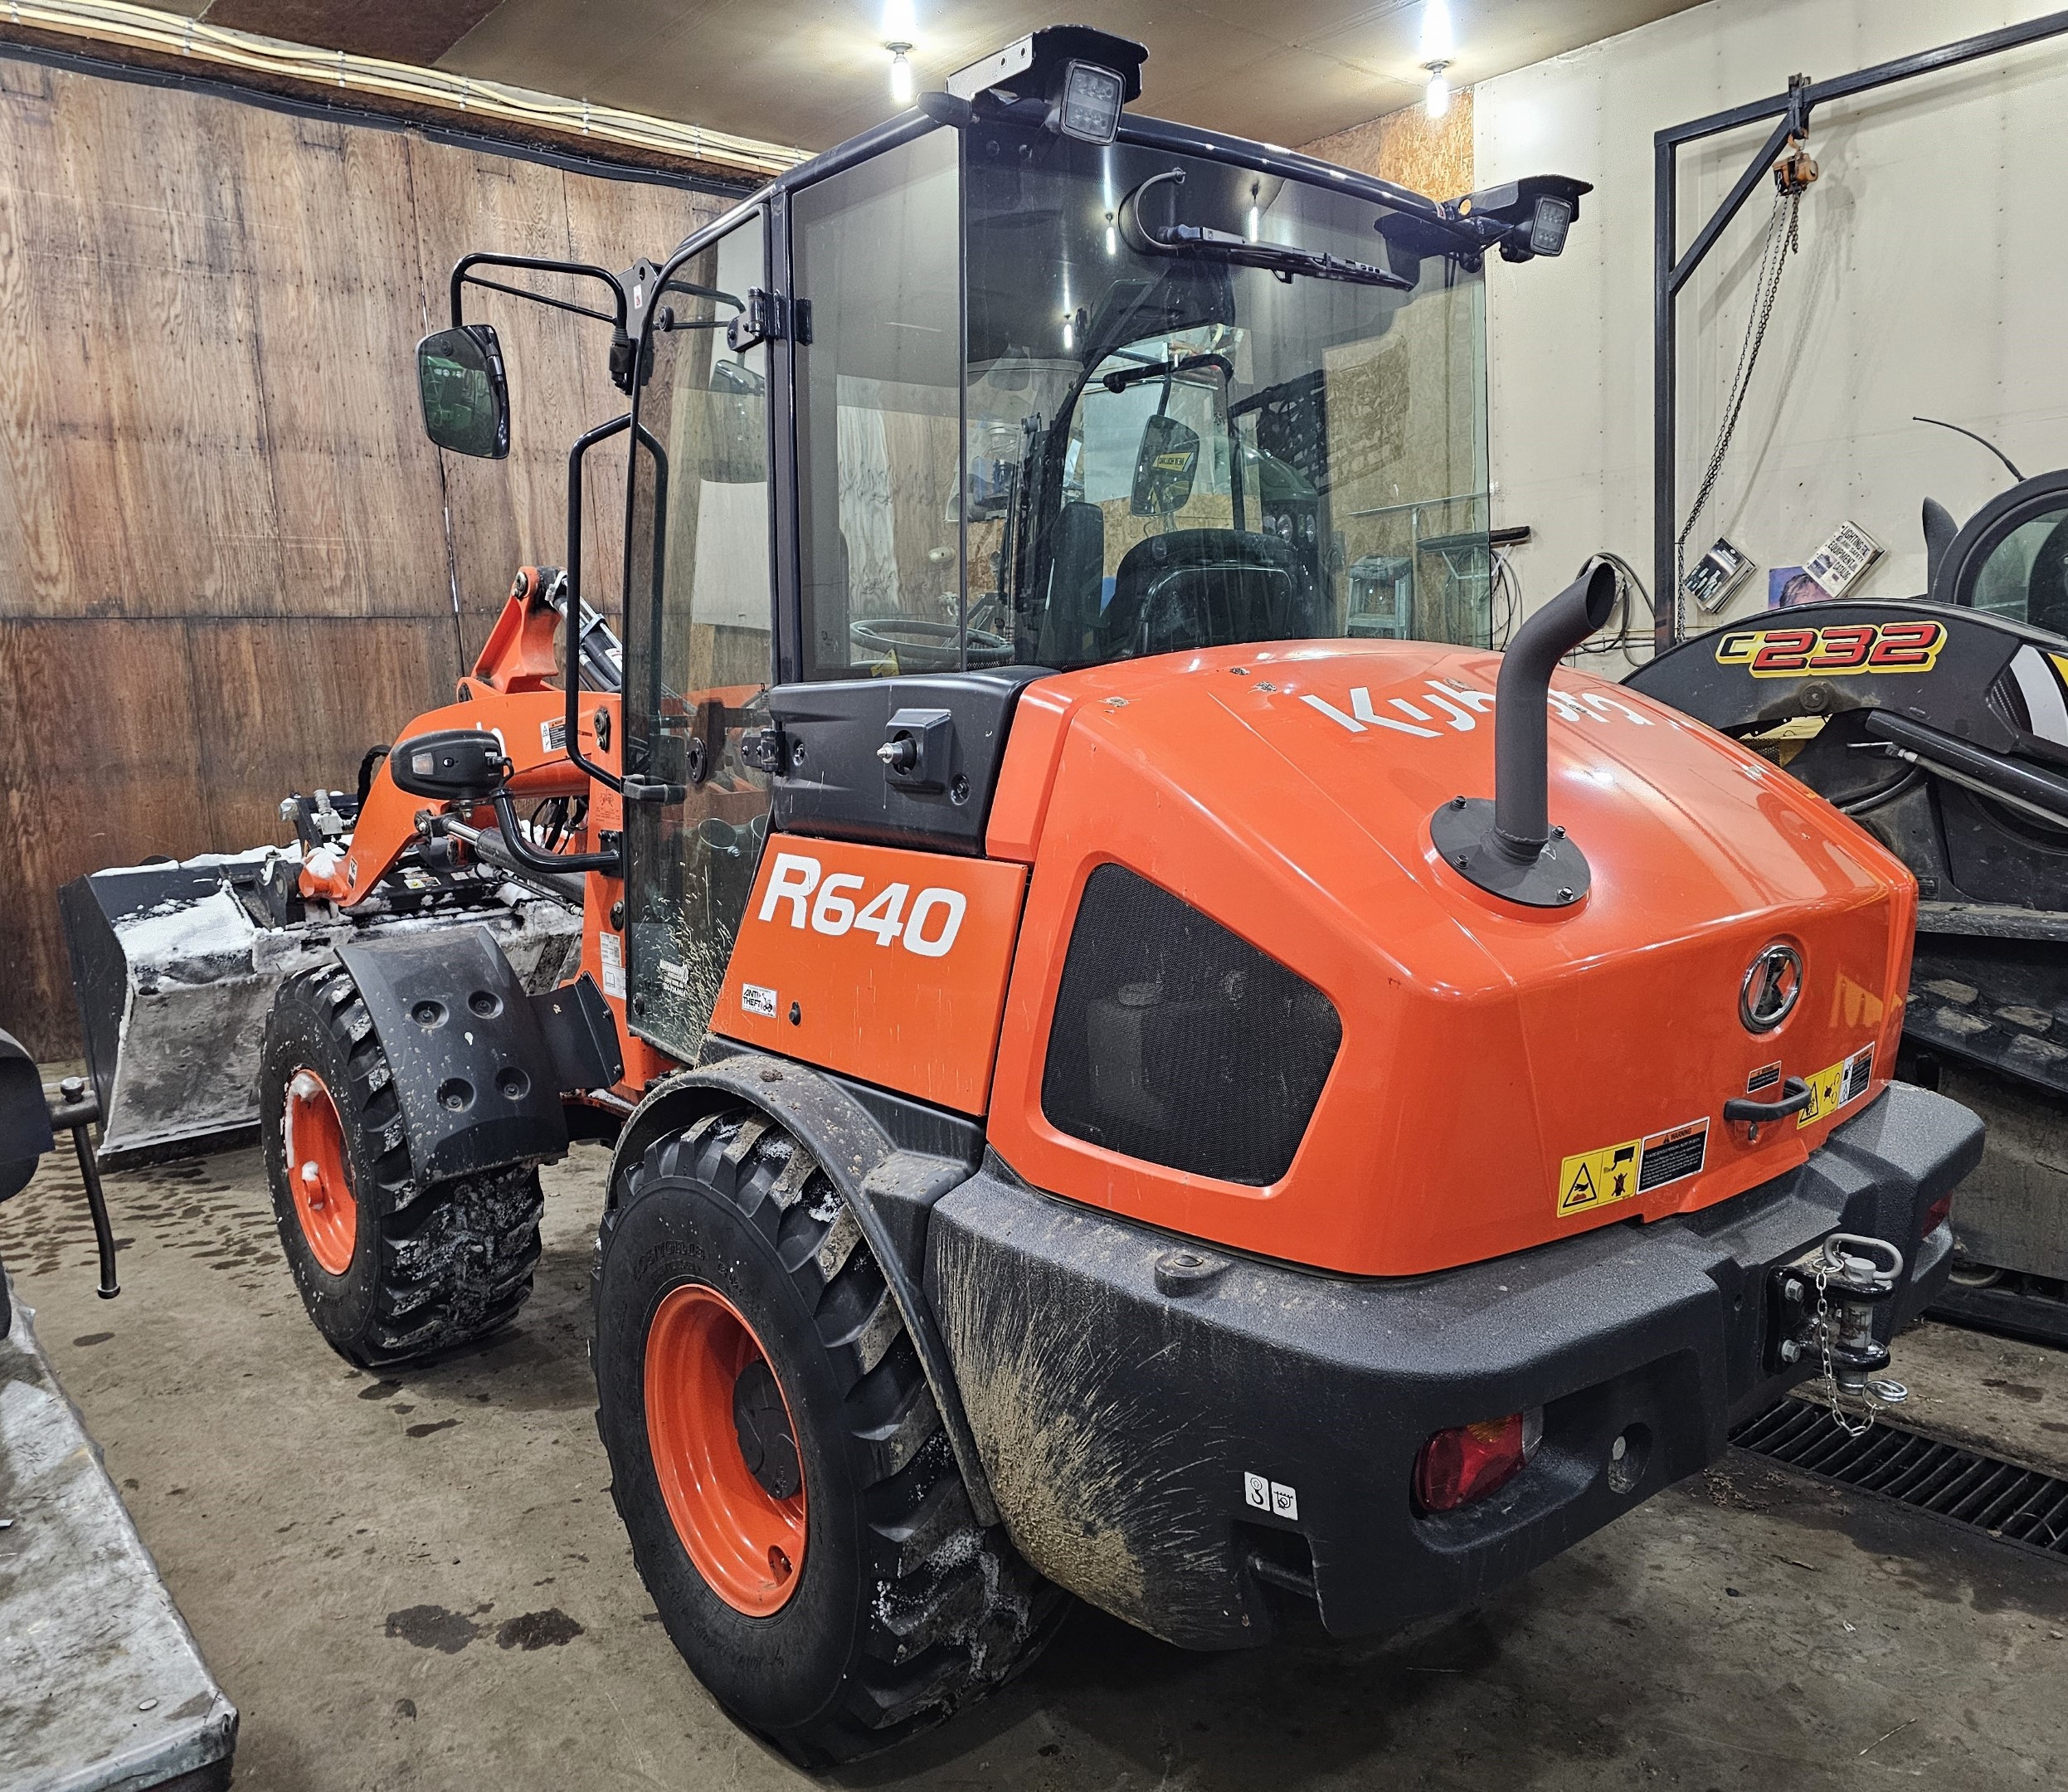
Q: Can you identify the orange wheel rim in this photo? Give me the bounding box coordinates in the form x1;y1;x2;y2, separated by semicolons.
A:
644;1283;808;1616
284;1069;358;1276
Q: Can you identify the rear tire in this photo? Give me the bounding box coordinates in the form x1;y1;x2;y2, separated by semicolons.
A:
592;1108;1061;1765
260;963;544;1367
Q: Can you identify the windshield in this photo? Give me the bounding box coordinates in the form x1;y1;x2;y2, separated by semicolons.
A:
964;134;1487;670
790;125;1490;680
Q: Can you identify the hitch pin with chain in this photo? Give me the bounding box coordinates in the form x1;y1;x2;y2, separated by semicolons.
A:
1780;1234;1907;1438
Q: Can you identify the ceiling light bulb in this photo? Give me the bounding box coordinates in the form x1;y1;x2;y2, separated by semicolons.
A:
1424;61;1451;119
1419;0;1453;64
888;43;914;105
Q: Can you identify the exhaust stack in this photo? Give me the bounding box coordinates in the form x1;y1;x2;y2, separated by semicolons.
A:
1430;562;1617;908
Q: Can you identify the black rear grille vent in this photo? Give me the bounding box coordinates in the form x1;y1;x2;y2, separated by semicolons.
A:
1040;864;1341;1186
1733;1399;2068;1559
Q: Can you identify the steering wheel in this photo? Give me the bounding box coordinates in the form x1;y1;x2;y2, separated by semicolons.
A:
850;615;1014;671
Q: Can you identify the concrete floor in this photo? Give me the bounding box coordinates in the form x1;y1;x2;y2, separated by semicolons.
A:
4;1139;2068;1791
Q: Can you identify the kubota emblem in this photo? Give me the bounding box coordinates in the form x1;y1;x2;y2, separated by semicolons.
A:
1740;943;1803;1033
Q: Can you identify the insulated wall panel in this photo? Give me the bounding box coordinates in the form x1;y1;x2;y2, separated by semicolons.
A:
1475;0;2068;669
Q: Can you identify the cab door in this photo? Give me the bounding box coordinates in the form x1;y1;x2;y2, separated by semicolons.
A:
620;211;775;1058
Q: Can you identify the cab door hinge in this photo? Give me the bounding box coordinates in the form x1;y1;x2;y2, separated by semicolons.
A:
727;289;808;353
741;723;792;777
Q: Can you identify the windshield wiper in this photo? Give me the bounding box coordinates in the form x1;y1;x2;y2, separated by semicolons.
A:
1100;350;1235;394
1119;169;1411;292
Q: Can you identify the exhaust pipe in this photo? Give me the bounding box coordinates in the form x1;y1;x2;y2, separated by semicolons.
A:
1430;561;1618;909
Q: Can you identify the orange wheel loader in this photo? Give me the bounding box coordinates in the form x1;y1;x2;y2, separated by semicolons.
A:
72;27;1981;1765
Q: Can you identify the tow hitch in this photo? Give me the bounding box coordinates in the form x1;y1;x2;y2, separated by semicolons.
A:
1769;1233;1910;1435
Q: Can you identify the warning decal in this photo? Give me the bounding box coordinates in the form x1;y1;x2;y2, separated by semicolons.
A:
1798;1045;1874;1128
1557;1118;1710;1219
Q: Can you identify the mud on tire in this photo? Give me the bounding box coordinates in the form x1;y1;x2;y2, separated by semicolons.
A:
260;962;544;1367
592;1108;1063;1765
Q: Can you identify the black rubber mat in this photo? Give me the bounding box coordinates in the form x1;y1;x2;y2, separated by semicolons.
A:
1733;1398;2068;1559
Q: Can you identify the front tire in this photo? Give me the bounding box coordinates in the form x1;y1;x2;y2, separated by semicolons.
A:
260;963;545;1366
592;1108;1059;1765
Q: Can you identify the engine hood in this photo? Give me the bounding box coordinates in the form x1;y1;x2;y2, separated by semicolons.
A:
985;640;1916;1276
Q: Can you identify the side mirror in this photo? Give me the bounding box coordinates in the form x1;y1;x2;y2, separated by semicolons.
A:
416;324;510;460
1131;412;1200;516
390;729;510;803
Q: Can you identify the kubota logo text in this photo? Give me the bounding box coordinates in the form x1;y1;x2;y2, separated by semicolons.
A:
1302;676;1655;738
756;852;967;958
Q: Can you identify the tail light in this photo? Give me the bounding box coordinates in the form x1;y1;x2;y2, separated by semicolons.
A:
1414;1408;1543;1513
1922;1192;1954;1239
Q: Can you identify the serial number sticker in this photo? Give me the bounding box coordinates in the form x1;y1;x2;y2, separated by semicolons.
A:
1798;1045;1875;1128
598;931;626;1001
1557;1118;1710;1219
1713;619;1945;678
741;982;778;1020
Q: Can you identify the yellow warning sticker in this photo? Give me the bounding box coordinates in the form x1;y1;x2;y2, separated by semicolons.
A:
1556;1118;1710;1218
1798;1045;1876;1128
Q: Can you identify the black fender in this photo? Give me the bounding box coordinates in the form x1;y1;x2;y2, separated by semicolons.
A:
337;928;620;1185
605;1051;1000;1526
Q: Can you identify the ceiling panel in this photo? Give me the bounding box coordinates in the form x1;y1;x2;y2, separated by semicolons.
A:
173;1;1710;154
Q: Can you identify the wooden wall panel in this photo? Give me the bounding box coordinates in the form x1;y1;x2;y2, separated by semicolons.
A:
1302;90;1475;202
0;55;727;1058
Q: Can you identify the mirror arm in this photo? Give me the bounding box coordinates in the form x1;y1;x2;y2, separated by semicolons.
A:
450;254;629;332
460;274;620;327
566;413;635;793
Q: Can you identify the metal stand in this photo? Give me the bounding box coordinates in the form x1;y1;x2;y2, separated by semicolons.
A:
1652;9;2068;651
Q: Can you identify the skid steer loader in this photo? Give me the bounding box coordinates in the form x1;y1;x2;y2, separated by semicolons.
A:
1627;441;2068;1346
70;27;1979;1762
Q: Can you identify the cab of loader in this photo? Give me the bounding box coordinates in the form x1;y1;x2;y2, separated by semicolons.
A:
418;24;1586;1065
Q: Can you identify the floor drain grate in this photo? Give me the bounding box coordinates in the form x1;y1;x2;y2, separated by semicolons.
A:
1732;1399;2068;1559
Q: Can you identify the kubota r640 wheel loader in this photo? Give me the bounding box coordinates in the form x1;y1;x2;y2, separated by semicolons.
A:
84;27;1980;1764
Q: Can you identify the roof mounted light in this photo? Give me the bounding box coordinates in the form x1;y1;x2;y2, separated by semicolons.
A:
947;25;1147;146
1446;174;1594;263
1056;60;1125;142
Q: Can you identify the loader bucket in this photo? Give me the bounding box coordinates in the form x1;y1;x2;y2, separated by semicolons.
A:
61;848;581;1166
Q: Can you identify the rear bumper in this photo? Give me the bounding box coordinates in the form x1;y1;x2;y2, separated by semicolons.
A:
926;1081;1980;1648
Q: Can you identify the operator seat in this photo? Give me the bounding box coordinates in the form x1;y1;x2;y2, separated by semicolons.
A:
1097;528;1319;662
1039;499;1107;665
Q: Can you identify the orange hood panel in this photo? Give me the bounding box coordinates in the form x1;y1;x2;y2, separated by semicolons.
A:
985;640;1915;1278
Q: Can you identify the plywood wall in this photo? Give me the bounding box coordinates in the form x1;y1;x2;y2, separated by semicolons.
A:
0;55;730;1058
1302;90;1476;202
